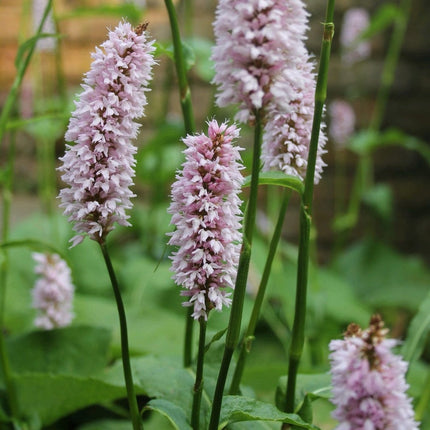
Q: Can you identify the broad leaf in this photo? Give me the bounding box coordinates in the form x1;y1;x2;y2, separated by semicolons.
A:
243;172;304;196
218;396;319;429
144;399;192;430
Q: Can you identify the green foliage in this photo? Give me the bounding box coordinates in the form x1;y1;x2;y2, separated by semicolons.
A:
244;172;304;196
359;3;401;40
144;399;192;430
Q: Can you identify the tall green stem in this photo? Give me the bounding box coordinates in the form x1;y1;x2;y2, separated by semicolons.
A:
229;188;291;394
208;111;263;430
284;0;335;415
164;0;195;135
164;0;196;367
99;241;142;430
191;318;206;430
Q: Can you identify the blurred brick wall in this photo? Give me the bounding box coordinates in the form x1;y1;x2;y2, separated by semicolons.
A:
0;0;429;262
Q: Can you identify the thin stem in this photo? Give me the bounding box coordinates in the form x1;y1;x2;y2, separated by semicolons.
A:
229;188;291;394
209;111;263;430
0;0;53;150
369;0;412;131
99;241;143;430
164;0;196;367
191;318;207;430
0;133;19;420
284;0;335;416
164;0;195;135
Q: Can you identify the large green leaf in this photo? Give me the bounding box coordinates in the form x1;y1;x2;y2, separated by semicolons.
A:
6;326;111;376
402;289;430;363
218;396;319;429
143;399;192;430
14;373;129;427
334;239;430;310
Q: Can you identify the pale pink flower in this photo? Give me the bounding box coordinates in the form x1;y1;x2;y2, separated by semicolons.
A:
212;0;310;123
58;22;156;246
340;8;371;64
168;120;243;320
33;0;56;52
261;58;327;183
32;253;74;330
329;100;356;146
329;315;419;430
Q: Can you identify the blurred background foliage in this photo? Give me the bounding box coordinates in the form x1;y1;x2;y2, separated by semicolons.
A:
0;0;429;428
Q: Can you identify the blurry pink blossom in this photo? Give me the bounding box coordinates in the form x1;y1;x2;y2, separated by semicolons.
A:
58;22;156;246
340;8;371;64
329;315;419;430
329;99;356;146
32;253;74;330
32;0;56;52
168;120;243;320
211;0;310;123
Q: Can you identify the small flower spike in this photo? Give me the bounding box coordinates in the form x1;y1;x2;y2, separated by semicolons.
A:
32;253;75;330
168;120;243;320
329;99;356;147
340;8;371;65
58;21;156;246
329;315;419;430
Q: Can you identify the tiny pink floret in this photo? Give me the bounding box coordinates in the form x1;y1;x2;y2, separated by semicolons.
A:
168;121;243;320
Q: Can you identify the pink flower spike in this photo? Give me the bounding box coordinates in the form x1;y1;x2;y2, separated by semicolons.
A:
329;100;356;147
329;315;419;430
32;253;75;330
340;8;371;65
58;21;156;246
168;120;244;320
212;0;310;123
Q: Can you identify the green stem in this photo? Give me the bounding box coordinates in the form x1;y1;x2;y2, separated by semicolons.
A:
0;0;53;150
284;0;335;415
99;241;142;430
229;188;291;394
164;0;196;368
369;0;412;132
164;0;195;135
0;134;19;421
209;111;263;430
191;318;206;430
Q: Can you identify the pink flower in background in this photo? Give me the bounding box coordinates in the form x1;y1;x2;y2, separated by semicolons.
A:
340;8;371;64
32;253;74;330
33;0;56;52
329;99;356;146
261;59;327;183
212;0;310;123
168;121;243;320
58;22;155;246
329;315;419;430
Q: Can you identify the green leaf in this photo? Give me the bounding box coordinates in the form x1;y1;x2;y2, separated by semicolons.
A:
185;37;215;81
204;328;227;353
0;239;67;261
218;396;319;429
243;172;304;196
154;41;195;70
334;238;430;310
359;4;401;40
361;184;393;221
402;289;430;363
6;326;111;376
15;33;62;68
144;399;192;430
77;420;134;430
58;5;142;25
14;373;129;427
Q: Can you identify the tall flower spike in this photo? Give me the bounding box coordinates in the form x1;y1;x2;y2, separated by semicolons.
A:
168;120;243;320
261;57;327;184
212;0;310;123
329;99;356;147
58;22;156;247
340;8;371;65
329;315;419;430
32;253;75;330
